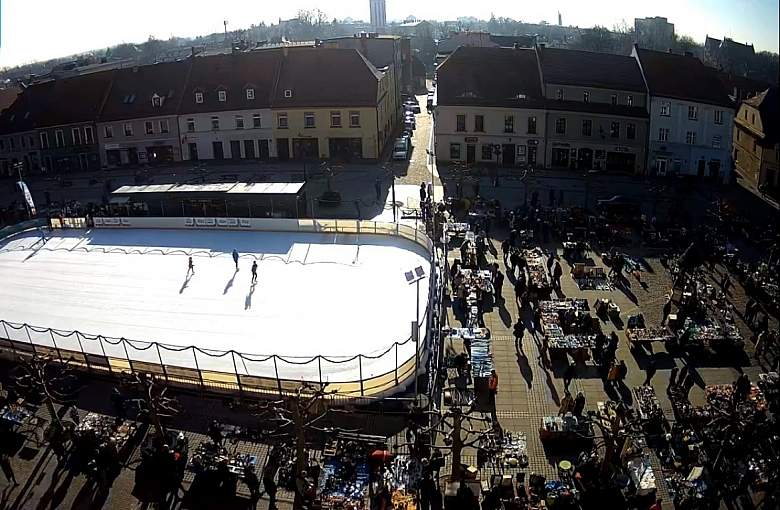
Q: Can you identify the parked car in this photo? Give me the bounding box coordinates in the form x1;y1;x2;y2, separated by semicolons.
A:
392;138;410;160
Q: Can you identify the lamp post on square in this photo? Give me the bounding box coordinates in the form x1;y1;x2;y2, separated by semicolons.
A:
405;265;427;396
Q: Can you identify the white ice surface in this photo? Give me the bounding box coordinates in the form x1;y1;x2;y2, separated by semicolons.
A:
0;228;430;383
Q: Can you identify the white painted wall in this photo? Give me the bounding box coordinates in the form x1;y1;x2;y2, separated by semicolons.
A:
177;108;275;161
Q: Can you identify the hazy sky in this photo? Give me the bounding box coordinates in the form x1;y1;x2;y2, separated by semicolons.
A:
0;0;777;67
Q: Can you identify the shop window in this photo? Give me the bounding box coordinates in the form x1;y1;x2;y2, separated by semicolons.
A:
481;145;493;160
450;143;461;159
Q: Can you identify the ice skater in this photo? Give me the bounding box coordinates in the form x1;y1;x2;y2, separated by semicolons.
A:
187;256;195;275
232;249;239;269
251;260;258;283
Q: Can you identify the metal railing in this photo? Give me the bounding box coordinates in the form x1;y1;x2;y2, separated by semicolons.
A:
0;217;437;400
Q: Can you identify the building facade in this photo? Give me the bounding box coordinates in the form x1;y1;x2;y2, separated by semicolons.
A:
271;47;389;161
97;61;190;167
634;17;674;52
733;87;779;191
178;51;279;162
435;47;547;168
539;47;649;174
634;47;735;180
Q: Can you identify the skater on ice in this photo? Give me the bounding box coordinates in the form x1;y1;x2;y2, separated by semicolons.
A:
251;260;258;283
232;249;239;269
187;256;195;275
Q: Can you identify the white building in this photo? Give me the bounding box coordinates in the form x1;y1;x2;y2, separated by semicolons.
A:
369;0;387;32
435;46;547;168
178;51;279;162
633;47;735;180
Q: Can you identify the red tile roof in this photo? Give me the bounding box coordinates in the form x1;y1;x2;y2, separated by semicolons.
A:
20;71;116;128
180;51;282;113
538;47;646;93
100;61;192;121
271;47;381;108
636;48;733;107
437;46;544;108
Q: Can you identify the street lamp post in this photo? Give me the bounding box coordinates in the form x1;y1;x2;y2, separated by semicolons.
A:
405;266;427;397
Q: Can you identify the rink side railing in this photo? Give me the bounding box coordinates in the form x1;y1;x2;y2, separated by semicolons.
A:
0;217;436;401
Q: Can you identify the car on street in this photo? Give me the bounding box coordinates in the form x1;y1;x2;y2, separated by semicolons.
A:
392;138;410;160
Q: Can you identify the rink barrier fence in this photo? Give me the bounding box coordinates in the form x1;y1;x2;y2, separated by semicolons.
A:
1;217;437;400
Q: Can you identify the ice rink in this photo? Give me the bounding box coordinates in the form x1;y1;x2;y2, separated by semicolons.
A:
0;227;431;385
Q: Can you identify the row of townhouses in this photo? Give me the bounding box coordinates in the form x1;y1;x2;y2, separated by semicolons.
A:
435;44;736;179
0;42;402;177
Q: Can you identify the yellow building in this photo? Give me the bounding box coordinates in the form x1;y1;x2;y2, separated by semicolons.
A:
271;46;393;161
733;87;779;192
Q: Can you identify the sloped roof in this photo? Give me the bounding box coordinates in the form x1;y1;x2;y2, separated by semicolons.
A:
539;47;646;93
8;71;115;129
271;47;381;108
180;50;282;114
100;60;192;121
636;48;733;107
546;100;648;119
745;87;779;144
437;46;544;108
0;91;36;135
0;87;20;113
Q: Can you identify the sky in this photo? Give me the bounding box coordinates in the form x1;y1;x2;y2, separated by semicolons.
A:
0;0;777;67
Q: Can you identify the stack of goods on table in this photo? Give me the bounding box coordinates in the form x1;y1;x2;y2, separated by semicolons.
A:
757;372;779;410
633;386;664;424
188;441;256;478
626;327;674;344
524;248;550;291
571;263;611;290
497;432;528;468
384;456;423;509
460;269;494;294
469;333;493;378
76;413;137;453
317;438;376;509
705;384;767;414
539;299;598;351
539;415;593;442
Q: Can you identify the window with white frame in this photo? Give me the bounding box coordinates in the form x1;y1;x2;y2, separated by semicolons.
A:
611;95;617;105
217;90;227;102
712;135;722;148
714;110;723;125
504;115;514;133
349;111;360;127
450;143;461;160
55;130;65;147
555;118;566;135
187;118;195;132
686;131;696;144
517;145;526;157
195;92;204;104
331;111;342;128
610;122;620;138
235;116;244;129
583;91;589;103
152;95;162;108
252;114;261;128
123;123;133;136
159;120;169;134
277;113;288;129
84;126;94;144
582;120;592;136
481;145;493;160
474;115;484;132
626;123;636;140
145;121;154;135
660;102;671;116
658;128;670;141
211;116;220;130
456;114;466;132
103;126;113;139
40;132;49;148
688;105;698;120
246;88;255;100
72;127;82;145
304;112;315;128
627;95;633;107
528;116;537;134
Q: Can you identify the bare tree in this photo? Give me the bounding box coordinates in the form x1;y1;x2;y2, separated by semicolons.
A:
123;373;182;439
11;355;79;426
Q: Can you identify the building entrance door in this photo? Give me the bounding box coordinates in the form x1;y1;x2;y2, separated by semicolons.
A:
466;144;476;164
502;144;515;166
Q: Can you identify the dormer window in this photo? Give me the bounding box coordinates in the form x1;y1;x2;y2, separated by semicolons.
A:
284;89;293;98
195;92;204;104
151;94;163;108
246;88;255;100
218;90;227;102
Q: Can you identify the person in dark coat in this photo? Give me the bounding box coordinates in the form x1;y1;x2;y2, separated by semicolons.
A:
493;270;504;302
661;297;672;325
563;362;576;392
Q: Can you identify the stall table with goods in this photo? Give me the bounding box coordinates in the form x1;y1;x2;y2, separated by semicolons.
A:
571;263;611;291
675;275;745;350
539;299;599;358
626;327;675;345
75;412;138;456
524;248;552;298
757;372;779;411
383;455;423;510
539;415;594;443
317;433;387;510
188;441;257;480
633;386;666;433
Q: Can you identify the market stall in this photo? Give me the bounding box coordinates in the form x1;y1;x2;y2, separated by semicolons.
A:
539;299;599;357
524;248;552;299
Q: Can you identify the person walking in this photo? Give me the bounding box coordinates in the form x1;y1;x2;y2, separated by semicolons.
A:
514;276;526;309
375;177;383;203
661;296;672;325
187;256;194;275
501;239;510;263
563;361;576;392
755;329;768;360
487;370;499;423
261;453;280;510
251;261;258;284
0;454;17;486
493;270;504;302
419;182;428;204
513;319;525;353
744;298;756;325
232;249;239;269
